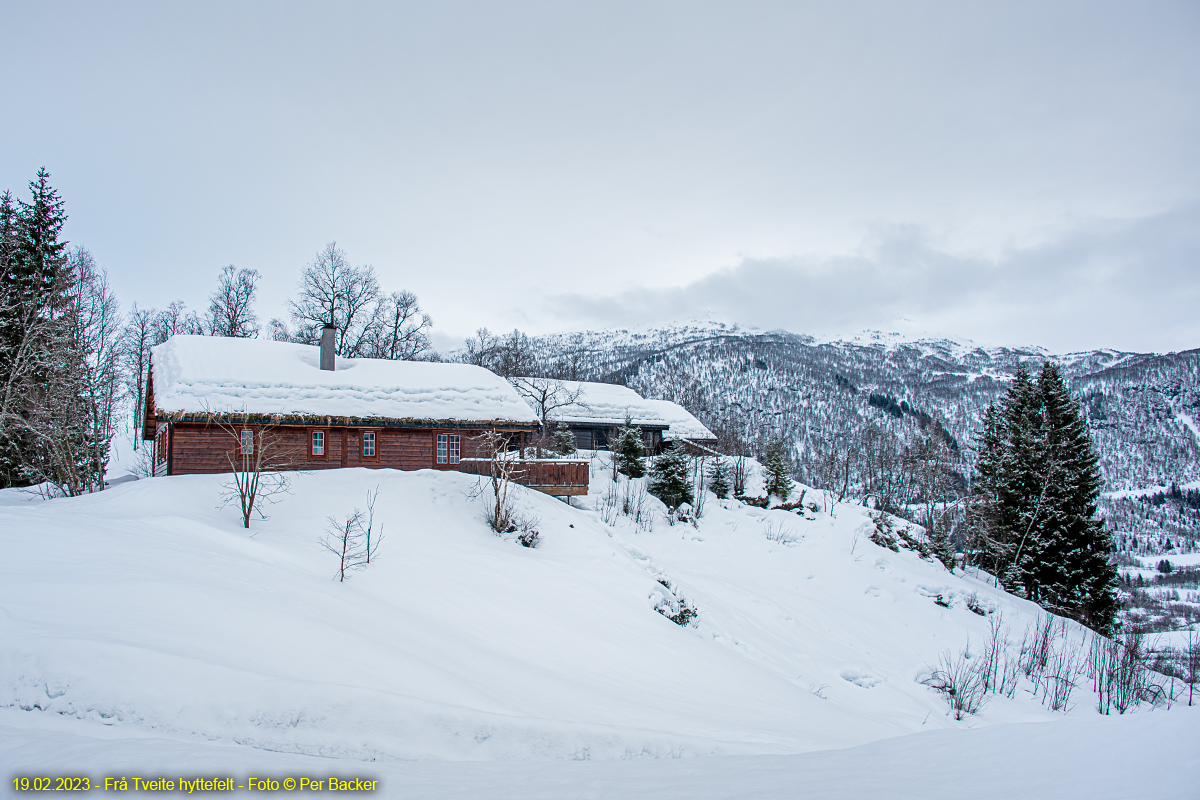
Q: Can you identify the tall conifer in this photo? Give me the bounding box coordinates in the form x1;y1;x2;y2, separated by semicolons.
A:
970;362;1118;632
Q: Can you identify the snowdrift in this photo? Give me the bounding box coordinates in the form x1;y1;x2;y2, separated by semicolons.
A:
0;459;1179;762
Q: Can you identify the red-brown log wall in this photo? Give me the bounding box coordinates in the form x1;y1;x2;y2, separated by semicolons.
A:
165;422;513;475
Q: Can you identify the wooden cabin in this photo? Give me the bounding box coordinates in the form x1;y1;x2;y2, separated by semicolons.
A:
546;380;718;454
142;334;588;495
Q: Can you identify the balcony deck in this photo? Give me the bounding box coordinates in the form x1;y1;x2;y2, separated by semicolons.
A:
455;458;590;497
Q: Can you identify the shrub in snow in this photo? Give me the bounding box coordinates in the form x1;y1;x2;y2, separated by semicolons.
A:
613;415;647;478
668;503;695;526
965;593;990;616
921;643;989;720
735;493;769;508
763;518;801;545
707;457;730;499
771;489;807;512
648;441;693;510
654;579;698;626
515;525;541;549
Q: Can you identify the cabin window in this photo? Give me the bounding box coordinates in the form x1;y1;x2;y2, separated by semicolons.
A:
311;430;325;456
240;430;254;455
437;434;461;464
363;431;376;457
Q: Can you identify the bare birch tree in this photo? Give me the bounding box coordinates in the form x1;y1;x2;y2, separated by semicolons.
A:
205;264;260;338
287;241;380;355
509;376;584;457
211;412;302;527
362;290;434;360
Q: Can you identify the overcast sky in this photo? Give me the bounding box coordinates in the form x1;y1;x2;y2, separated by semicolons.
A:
2;1;1197;354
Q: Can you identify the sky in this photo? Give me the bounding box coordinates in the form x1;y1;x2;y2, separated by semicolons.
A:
2;1;1198;354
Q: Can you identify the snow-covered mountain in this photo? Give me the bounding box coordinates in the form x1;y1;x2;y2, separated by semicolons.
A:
526;322;1200;520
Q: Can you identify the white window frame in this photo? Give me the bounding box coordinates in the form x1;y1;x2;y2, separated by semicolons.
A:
448;434;460;464
437;434;448;464
240;430;254;455
363;431;376;458
311;430;325;456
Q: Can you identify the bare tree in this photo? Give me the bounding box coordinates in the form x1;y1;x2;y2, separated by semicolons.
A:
121;303;155;448
471;429;526;533
3;248;123;495
152;300;204;342
462;328;536;378
509;376;584;457
287;242;380;355
211;412;301;528
1186;628;1199;707
462;327;499;368
205;264;260;338
320;487;384;581
363;289;435;360
67;248;123;490
266;317;292;341
813;428;859;513
549;332;589;381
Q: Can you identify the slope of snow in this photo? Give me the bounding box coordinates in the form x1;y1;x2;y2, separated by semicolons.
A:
152;335;537;422
1;458;1193;773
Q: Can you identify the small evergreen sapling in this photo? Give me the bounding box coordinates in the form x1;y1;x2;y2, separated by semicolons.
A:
708;456;730;499
762;439;795;502
552;426;577;455
649;440;693;509
613;414;647;478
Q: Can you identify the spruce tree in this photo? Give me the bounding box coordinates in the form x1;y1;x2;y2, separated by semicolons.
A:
970;362;1118;632
613;414;646;478
649;440;693;509
708;456;730;499
762;439;794;501
0;171;72;488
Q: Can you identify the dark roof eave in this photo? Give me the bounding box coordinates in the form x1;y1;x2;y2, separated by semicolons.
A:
155;410;540;431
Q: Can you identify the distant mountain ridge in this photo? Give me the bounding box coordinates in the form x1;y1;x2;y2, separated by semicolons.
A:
522;322;1200;497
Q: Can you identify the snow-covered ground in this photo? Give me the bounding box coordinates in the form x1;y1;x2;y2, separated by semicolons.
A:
4;705;1195;799
2;454;1195;796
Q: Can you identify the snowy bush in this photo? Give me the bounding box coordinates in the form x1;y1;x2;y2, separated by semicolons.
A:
653;579;698;627
920;643;988;720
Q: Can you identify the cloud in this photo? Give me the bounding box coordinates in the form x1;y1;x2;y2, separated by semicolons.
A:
545;202;1200;353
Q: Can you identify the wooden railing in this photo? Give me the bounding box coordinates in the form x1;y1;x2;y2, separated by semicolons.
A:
455;458;590;496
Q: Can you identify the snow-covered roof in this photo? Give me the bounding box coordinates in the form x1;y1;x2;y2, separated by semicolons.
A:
549;380;716;441
150;336;538;424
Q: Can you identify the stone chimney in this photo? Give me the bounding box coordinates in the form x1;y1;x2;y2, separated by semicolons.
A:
320;325;336;371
